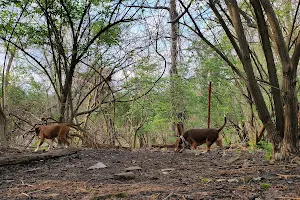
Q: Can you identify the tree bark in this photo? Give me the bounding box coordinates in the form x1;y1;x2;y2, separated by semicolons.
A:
0;48;14;148
169;0;179;75
169;0;185;121
0;107;7;148
3;48;16;106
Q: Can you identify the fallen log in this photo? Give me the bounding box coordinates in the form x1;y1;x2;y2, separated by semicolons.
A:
0;148;78;166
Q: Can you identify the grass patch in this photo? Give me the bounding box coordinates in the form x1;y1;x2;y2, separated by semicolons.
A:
248;140;273;160
260;183;271;189
244;177;252;183
255;141;273;160
200;177;213;183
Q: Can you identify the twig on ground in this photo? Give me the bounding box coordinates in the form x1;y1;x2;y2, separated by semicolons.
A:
20;180;33;187
163;193;174;200
21;192;30;197
22;167;41;173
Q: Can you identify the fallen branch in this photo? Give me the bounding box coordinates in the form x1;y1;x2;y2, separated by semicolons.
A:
0;149;78;166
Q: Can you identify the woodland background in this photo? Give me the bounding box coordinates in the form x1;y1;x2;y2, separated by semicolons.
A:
0;0;299;160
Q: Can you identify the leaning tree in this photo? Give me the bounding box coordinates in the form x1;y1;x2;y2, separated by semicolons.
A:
178;0;300;160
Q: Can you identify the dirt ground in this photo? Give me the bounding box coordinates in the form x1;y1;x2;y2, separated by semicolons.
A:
0;146;299;200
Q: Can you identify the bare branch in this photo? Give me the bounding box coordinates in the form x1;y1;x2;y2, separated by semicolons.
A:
60;0;75;41
76;2;91;39
76;18;135;63
238;5;257;28
288;0;300;49
291;30;300;68
178;0;246;83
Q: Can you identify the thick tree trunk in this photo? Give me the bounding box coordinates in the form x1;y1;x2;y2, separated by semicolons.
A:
59;65;75;122
281;72;298;157
59;91;68;122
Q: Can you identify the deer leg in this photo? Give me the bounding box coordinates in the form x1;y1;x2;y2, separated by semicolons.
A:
35;137;45;152
216;136;223;148
47;139;55;151
59;133;70;148
191;142;198;150
206;140;213;152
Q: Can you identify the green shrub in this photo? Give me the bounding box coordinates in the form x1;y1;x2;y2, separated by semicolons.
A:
255;140;273;160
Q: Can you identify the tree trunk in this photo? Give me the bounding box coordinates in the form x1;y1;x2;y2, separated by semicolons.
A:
256;125;266;143
169;0;185;121
109;118;115;145
139;134;145;148
3;48;16;107
281;73;298;157
169;0;179;75
59;65;75;122
0;107;7;148
133;122;143;149
0;48;14;148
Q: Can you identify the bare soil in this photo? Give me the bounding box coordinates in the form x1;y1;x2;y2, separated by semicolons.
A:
0;147;299;200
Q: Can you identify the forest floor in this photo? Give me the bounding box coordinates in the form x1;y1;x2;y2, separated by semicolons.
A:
0;145;300;200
